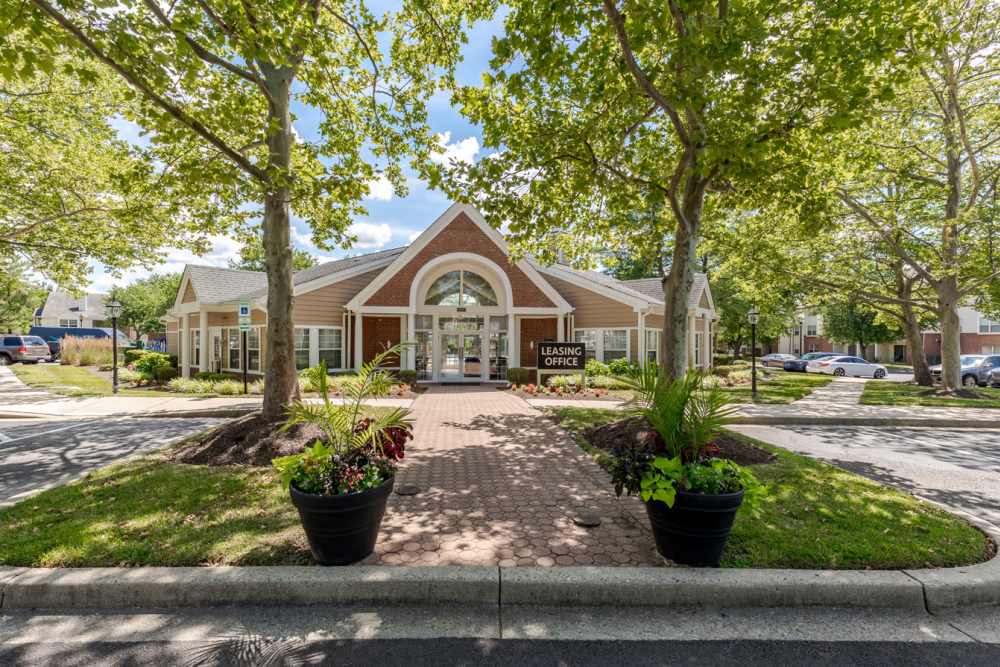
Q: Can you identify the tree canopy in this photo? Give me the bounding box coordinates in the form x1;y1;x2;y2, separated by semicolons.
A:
0;260;46;334
229;232;317;273
114;273;182;337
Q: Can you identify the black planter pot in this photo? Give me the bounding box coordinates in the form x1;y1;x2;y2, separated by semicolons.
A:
289;476;394;565
644;489;745;567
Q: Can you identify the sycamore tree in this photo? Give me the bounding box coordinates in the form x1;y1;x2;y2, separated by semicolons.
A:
115;273;182;337
0;260;46;333
8;1;480;419
0;39;228;289
440;0;925;379
805;0;1000;391
229;231;317;273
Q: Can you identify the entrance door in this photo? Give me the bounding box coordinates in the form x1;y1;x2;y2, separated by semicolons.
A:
438;333;483;382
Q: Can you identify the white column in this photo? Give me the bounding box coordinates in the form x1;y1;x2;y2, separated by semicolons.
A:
198;310;209;372
638;312;646;367
180;315;190;378
354;312;363;370
405;313;416;370
557;314;565;342
510;315;520;370
702;316;711;369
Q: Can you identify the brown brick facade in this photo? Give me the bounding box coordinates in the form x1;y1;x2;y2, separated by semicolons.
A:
365;213;555;308
363;316;402;365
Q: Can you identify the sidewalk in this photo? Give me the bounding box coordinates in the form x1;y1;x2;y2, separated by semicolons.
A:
529;378;1000;427
0;367;411;419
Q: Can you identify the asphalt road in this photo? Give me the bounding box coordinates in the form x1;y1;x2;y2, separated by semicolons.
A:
732;424;1000;531
3;638;998;666
0;417;221;507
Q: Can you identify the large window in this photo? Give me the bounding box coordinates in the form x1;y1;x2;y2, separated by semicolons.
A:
318;328;342;370
424;270;498;307
603;330;628;361
806;323;818;336
59;319;78;328
694;330;702;365
645;330;660;364
574;328;629;362
294;328;311;370
980;318;1000;334
227;329;240;369
247;328;261;371
191;329;200;367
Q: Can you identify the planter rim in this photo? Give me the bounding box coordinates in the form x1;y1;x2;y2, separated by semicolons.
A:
675;487;746;500
289;474;395;500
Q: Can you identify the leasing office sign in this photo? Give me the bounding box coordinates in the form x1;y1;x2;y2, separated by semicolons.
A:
536;342;586;371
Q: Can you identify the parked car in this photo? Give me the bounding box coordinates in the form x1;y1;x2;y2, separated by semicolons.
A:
27;326;132;361
761;353;797;368
929;354;1000;387
806;355;888;379
0;335;52;364
990;367;1000;388
784;352;838;372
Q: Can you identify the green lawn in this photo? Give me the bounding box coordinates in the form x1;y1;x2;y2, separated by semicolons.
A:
11;363;188;397
548;407;990;569
861;381;1000;409
0;454;308;567
718;370;833;404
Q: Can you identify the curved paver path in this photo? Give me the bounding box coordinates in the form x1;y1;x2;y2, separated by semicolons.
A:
368;385;660;567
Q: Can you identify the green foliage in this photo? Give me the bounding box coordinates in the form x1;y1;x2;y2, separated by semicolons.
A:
606;357;633;377
546;374;583;389
194;372;229;382
396;370;417;385
132;352;172;375
625;368;735;463
166;377;215;394
153;366;178;384
229;231;317;273
584;359;610;377
59;336;112;367
123;349;149;365
506;367;532;385
586;375;631;390
822;301;902;358
115;274;181;337
0;259;46;333
273;441;334;494
214;380;243;395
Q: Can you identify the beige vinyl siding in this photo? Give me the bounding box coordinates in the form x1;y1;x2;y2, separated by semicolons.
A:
165;333;177;356
644;314;664;331
630;330;639;363
546;275;637;328
181;282;197;303
293;268;383;325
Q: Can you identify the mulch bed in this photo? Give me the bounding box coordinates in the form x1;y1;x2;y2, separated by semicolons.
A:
582;415;776;466
507;388;623;402
170;413;324;467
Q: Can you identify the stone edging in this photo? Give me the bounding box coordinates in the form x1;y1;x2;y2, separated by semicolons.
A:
3;535;997;611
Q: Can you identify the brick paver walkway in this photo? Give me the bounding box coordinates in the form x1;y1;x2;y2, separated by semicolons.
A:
366;385;660;567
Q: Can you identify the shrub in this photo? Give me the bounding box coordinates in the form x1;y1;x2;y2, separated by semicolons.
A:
194;371;230;382
397;370;418;385
546;374;583;390
215;380;243;395
133;351;172;376
167;377;214;394
713;353;735;366
507;367;532;385
585;358;610;377
607;357;633;377
118;367;143;384
248;379;265;394
330;375;360;394
587;374;630;390
124;348;148;365
154;366;179;384
298;376;316;393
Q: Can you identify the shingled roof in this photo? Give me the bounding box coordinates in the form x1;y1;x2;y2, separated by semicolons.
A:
620;274;709;307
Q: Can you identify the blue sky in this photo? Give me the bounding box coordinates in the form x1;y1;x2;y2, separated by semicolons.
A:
88;10;505;293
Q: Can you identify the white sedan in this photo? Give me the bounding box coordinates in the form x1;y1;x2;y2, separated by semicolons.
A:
806;355;888;379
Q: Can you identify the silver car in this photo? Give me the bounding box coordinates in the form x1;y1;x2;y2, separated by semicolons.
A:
930;355;1000;387
761;353;797;368
0;335;51;364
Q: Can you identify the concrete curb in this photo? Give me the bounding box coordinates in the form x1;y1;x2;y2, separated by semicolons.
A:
0;566;498;609
4;551;998;611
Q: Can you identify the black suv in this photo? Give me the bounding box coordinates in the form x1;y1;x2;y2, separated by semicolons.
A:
0;335;51;365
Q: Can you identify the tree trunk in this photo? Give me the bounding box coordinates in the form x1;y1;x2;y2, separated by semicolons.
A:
260;65;297;420
660;172;707;380
936;277;963;391
858;341;867;360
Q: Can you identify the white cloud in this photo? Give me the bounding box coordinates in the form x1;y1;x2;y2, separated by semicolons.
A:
87;234;243;292
349;222;393;249
407;230;423;243
431;131;480;166
365;174;394;201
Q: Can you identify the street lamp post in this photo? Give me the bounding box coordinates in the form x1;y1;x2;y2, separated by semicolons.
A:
747;306;759;400
106;296;123;395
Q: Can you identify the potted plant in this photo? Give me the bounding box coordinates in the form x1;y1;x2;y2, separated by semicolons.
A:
611;368;763;566
272;345;413;565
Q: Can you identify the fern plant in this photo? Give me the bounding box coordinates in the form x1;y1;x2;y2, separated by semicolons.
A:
273;344;414;495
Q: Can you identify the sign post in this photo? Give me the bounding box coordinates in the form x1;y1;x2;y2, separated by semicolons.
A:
536;341;586;389
238;298;251;394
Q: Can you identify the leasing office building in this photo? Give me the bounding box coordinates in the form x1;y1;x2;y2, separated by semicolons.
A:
165;204;718;381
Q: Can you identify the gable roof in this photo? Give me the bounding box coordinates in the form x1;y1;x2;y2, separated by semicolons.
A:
620;274;710;308
182;265;267;305
41;290;108;319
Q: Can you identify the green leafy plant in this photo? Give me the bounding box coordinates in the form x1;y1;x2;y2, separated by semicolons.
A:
611;366;763;508
273;344;414;496
133;351;172;376
607;357;633;377
585;358;610;377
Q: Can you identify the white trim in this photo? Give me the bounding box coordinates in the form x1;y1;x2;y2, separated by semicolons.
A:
572;326;634;364
173;270;195;311
409;253;514;313
345;202;572;312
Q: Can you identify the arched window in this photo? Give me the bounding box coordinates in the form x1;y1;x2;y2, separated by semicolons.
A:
424;270;498;307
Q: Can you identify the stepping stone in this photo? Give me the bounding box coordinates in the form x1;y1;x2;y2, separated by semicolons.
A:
571;511;601;528
395;484;421;496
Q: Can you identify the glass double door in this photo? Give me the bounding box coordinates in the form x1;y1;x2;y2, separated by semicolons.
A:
439;333;483;381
